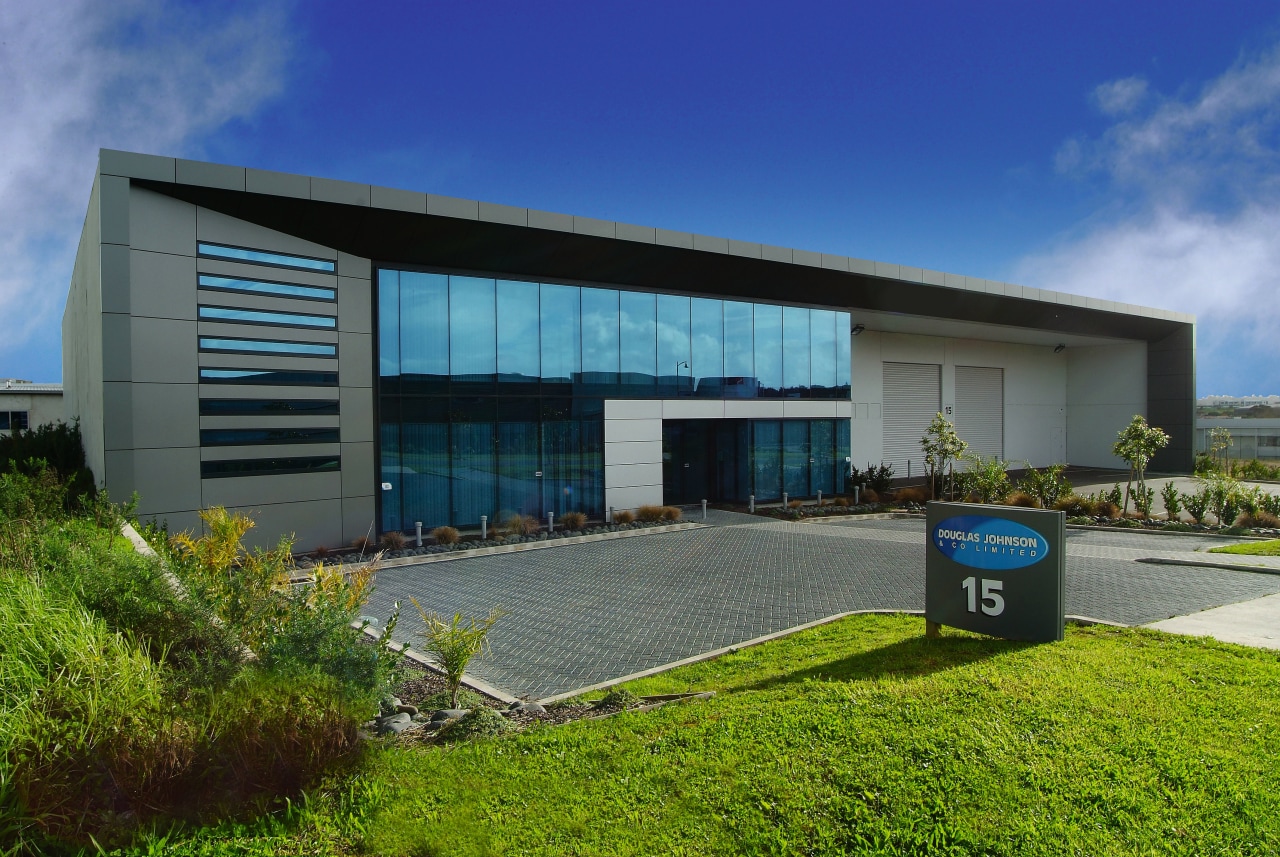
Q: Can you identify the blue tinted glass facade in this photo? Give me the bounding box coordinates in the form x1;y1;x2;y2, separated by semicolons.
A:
377;268;852;531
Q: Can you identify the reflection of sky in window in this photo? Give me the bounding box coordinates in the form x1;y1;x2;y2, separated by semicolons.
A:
656;294;690;378
497;280;540;380
399;272;448;376
377;267;852;398
754;304;782;389
783;306;810;390
582;288;620;375
540;284;580;381
836;312;852;387
379;270;399;376
810;309;837;389
691;298;723;384
619;291;656;379
450;276;497;377
723;301;753;378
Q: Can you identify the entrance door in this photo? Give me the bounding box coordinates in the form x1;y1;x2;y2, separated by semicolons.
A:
662;420;712;505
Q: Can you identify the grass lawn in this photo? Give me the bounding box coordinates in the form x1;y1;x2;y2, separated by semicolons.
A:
122;614;1280;857
1210;539;1280;556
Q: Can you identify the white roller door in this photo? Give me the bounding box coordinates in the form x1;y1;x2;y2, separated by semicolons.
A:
882;362;940;479
955;365;1004;460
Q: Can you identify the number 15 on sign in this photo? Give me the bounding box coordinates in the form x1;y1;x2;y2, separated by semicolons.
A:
961;577;1005;616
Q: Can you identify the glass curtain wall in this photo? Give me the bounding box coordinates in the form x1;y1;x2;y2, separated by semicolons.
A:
378;267;853;531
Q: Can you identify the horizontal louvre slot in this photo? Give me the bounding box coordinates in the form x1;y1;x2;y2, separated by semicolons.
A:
198;274;335;302
198;337;336;357
201;456;341;479
200;427;341;446
197;242;335;272
200;399;340;416
199;305;337;329
199;367;339;386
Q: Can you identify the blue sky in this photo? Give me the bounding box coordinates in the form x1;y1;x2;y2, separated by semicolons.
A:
4;1;1280;394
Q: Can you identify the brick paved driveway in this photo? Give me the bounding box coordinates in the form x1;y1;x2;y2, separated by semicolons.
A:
364;515;1280;700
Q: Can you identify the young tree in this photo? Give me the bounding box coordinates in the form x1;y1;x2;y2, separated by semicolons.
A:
921;412;968;500
1208;426;1232;473
410;600;506;709
1112;415;1170;516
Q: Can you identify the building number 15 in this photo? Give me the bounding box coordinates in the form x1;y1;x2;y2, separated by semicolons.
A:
961;577;1005;616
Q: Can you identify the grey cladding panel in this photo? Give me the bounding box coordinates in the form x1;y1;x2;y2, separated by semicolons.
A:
246;168;311;199
312;177;370;207
100;150;175;182
177;159;246;191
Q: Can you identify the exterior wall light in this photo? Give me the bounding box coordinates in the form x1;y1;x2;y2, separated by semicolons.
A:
851;324;866;335
1054;344;1066;353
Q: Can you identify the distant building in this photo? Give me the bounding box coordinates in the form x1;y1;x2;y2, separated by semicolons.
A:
1196;417;1280;461
1197;395;1280;410
0;380;64;436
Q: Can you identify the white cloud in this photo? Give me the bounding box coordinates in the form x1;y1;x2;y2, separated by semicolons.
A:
1020;43;1280;393
1092;75;1148;116
0;0;292;378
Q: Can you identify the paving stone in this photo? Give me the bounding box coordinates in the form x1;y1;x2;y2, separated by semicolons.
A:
365;516;1280;700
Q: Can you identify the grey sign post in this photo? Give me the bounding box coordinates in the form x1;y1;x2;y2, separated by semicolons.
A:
925;501;1065;642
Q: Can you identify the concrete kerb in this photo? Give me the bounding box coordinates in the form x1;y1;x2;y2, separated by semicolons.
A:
1136;557;1280;576
331;521;706;572
535;609;1132;705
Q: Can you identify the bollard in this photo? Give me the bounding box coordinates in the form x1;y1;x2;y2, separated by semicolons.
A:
854;486;861;505
749;495;755;513
609;505;614;525
481;515;488;540
782;491;789;507
908;460;911;479
548;511;554;532
818;490;823;505
414;521;423;548
701;499;707;520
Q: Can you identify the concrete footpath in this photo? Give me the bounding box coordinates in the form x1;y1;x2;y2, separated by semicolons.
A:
1145;591;1280;650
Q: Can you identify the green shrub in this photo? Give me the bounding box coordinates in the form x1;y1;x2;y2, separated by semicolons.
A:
420;687;486;712
436;705;511;742
849;463;895;495
1182;489;1210;525
596;687;640;711
1018;464;1071;509
0;421;95;506
961;455;1011;504
1066;515;1094;525
1160;482;1182;521
1113;518;1142;528
1162;521;1193;532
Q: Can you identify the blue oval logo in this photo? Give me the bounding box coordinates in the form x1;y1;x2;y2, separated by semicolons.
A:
931;515;1050;570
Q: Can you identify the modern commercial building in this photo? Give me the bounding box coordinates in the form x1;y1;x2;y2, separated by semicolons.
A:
0;380;64;436
64;150;1195;548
